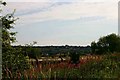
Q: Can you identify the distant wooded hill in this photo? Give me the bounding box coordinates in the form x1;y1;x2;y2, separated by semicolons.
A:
12;45;91;59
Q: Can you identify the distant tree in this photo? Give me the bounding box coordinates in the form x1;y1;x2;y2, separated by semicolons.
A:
70;49;80;64
24;41;41;58
91;33;120;54
91;41;97;53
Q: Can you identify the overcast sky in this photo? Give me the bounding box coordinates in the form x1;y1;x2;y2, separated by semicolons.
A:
3;0;119;46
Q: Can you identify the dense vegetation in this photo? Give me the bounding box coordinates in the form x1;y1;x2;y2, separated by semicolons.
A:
1;1;30;78
91;33;120;54
2;53;120;79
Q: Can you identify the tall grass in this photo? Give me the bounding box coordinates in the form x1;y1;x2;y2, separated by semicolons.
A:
2;53;120;79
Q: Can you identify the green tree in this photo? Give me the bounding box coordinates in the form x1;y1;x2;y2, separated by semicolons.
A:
91;41;97;53
91;33;120;54
70;49;80;64
1;2;30;78
24;41;41;59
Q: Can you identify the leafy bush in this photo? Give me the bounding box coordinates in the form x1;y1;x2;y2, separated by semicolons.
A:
2;48;30;78
79;53;120;78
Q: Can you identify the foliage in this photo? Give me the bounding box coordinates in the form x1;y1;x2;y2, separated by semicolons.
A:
91;33;120;54
40;53;120;78
3;53;120;79
1;2;30;78
14;45;91;59
69;50;80;64
79;53;120;78
20;42;41;59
